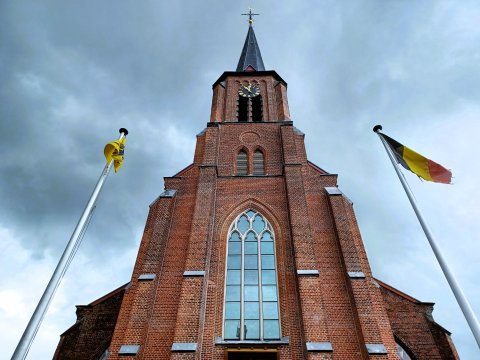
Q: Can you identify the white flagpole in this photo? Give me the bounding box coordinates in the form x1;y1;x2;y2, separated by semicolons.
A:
11;128;129;360
373;125;480;349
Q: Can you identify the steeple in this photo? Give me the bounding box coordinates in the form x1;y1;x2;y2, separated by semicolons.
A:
236;11;265;72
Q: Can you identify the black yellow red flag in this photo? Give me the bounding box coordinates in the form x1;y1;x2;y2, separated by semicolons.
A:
379;132;451;184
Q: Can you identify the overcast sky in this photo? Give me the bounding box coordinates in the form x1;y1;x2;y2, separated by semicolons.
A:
1;1;479;358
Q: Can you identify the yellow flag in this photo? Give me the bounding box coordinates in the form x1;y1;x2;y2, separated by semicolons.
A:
104;137;126;173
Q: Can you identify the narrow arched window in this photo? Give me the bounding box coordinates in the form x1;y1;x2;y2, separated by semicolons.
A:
236;150;248;175
224;210;280;341
252;150;264;176
252;95;263;122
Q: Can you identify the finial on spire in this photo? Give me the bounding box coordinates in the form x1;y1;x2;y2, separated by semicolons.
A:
241;8;260;25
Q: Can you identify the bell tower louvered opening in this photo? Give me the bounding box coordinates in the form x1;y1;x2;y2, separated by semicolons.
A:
237;150;248;175
253;150;264;175
238;96;249;122
252;96;263;122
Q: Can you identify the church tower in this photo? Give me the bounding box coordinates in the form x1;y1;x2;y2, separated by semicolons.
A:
55;16;459;360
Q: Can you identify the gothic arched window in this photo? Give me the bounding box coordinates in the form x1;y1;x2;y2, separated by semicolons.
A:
252;150;265;176
224;210;280;340
236;150;248;175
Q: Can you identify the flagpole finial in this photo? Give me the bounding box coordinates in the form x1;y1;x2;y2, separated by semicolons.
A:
373;125;382;133
119;128;129;136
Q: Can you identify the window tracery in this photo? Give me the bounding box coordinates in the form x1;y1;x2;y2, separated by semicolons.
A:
224;210;280;340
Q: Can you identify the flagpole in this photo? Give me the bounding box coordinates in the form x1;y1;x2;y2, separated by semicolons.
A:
373;125;480;348
11;128;129;360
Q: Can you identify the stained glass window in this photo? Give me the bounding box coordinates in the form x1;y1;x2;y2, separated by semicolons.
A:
224;209;281;340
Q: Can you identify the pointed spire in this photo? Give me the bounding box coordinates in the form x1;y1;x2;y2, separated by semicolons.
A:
236;11;265;72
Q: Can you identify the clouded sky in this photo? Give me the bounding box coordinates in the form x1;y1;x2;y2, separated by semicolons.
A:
1;1;479;358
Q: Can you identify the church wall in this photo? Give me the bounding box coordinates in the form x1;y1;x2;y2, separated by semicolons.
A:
186;120;401;359
275;82;290;121
215;122;285;177
107;195;176;357
326;193;400;359
53;286;125;360
378;283;459;360
210;84;225;122
68;147;405;360
108;175;198;359
140;179;200;359
305;184;367;359
103;117;406;359
194;131;206;165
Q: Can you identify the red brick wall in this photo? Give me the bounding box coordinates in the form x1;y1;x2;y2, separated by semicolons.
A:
53;285;126;360
378;280;459;360
106;111;404;359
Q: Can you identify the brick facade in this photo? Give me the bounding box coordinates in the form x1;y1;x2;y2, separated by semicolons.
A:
55;28;459;360
377;279;460;360
53;285;126;360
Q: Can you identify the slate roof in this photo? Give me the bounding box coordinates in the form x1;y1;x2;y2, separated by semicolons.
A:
236;25;265;72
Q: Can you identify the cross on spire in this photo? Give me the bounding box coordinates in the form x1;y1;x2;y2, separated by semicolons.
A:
241;8;260;25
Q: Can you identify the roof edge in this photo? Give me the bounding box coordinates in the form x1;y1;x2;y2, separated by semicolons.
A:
172;163;195;177
87;282;129;307
307;160;330;175
374;278;427;305
59;318;84;337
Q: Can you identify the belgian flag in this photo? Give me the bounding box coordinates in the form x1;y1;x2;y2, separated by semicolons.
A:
379;133;452;184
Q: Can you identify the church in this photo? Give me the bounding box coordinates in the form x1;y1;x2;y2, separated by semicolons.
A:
54;16;459;360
